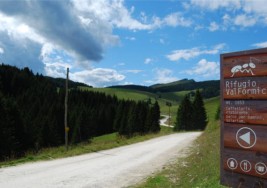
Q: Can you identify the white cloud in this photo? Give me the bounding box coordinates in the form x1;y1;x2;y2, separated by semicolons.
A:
44;62;71;78
0;32;44;73
146;68;178;84
140;12;148;23
74;1;191;31
243;0;267;16
191;0;267;27
144;58;153;64
117;63;125;66
190;0;241;11
208;21;219;31
166;43;225;62
123;70;143;74
125;36;136;41
252;41;267;48
0;13;45;44
194;25;204;31
123;81;134;85
234;14;257;27
185;59;220;78
0;47;4;54
163;12;192;27
70;68;125;87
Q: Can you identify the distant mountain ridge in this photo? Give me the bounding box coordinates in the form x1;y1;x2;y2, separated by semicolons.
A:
108;79;220;98
150;79;195;89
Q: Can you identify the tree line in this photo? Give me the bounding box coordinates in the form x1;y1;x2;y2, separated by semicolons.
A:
174;90;207;131
0;65;160;160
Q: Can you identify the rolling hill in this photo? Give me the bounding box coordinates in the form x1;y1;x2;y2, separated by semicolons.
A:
108;79;220;99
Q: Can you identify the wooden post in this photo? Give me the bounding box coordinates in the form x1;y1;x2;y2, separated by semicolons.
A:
168;105;171;127
166;102;172;127
64;68;69;150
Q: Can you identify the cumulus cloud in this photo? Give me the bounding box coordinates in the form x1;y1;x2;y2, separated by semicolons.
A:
0;32;44;73
234;14;257;27
144;58;153;64
70;68;125;87
146;68;178;84
166;43;225;62
190;0;241;10
74;1;191;31
0;47;4;54
123;70;143;74
185;59;219;78
252;41;267;48
125;37;136;41
163;12;192;27
243;0;267;16
0;0;106;62
208;22;219;31
0;0;194;87
191;0;267;28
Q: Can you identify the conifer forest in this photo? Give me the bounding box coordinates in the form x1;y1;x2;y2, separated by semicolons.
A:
0;65;160;160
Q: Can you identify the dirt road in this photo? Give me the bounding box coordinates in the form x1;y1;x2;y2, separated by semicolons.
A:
0;132;201;188
160;115;174;128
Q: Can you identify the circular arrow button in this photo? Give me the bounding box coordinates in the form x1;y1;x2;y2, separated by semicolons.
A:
236;127;257;149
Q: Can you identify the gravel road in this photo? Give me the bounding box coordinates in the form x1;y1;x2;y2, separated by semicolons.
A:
160;115;174;128
0;132;201;188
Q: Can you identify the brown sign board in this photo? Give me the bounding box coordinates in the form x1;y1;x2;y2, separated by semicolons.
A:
223;77;267;99
224;100;267;125
222;53;267;78
221;48;267;188
223;148;267;179
224;123;267;153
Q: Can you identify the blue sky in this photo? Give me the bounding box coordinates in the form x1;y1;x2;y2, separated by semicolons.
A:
0;0;267;87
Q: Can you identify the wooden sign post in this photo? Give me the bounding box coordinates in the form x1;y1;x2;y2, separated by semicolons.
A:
221;48;267;187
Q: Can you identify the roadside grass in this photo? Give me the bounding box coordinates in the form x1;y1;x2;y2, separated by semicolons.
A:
136;97;225;188
0;126;173;168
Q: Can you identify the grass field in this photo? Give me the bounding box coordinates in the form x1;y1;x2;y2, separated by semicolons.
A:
135;97;225;188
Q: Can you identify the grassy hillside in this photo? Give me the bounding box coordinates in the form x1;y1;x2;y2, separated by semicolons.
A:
136;97;224;188
80;87;159;102
150;79;195;89
80;87;186;118
108;79;220;99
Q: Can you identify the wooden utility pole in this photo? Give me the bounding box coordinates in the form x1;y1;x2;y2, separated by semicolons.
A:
166;102;172;127
64;68;69;150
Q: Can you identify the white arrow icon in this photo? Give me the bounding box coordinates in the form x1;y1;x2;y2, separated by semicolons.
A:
236;127;257;149
239;132;250;145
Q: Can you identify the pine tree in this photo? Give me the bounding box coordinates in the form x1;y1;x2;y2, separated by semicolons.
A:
192;90;207;130
174;94;193;131
113;101;124;131
150;101;160;133
144;107;153;134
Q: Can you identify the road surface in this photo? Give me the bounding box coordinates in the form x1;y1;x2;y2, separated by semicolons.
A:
0;132;201;188
160;115;174;128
